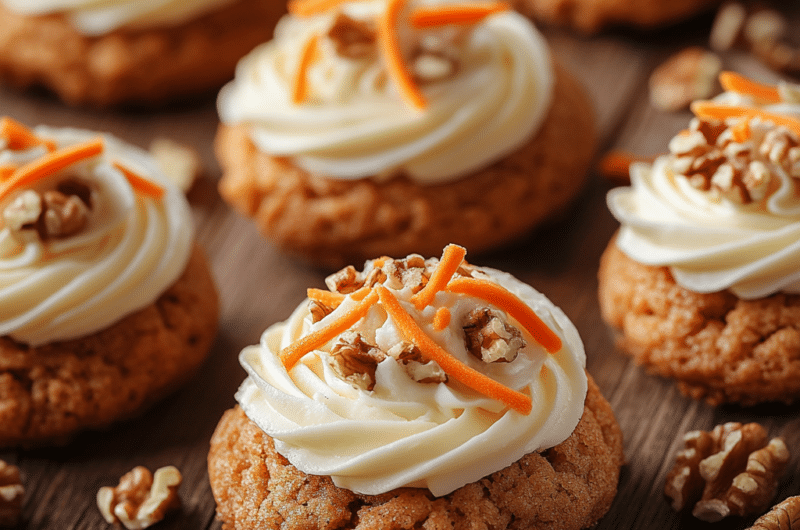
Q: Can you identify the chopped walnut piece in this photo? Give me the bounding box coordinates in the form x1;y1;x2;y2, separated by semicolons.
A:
665;423;790;523
463;308;526;363
760;128;800;176
748;495;800;530
149;137;202;193
382;255;430;292
649;47;722;112
0;461;23;527
328;13;376;59
3;179;93;240
387;341;447;384
41;190;89;238
97;466;182;530
709;2;747;51
309;300;334;323
329;332;386;390
326;265;362;294
413;52;457;83
2;190;42;231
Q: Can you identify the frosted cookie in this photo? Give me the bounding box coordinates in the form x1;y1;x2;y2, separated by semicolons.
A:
0;0;285;107
0;118;218;446
599;73;800;405
516;0;721;33
209;245;623;530
216;0;596;267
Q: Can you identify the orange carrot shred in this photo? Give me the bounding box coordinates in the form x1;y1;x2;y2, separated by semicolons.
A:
377;286;532;414
690;101;800;139
0;139;104;203
380;0;427;110
433;307;451;330
292;34;319;105
282;289;380;370
288;0;348;17
719;71;781;104
598;151;652;186
0;167;13;181
307;288;346;308
113;161;165;199
1;117;47;151
410;2;510;28
446;277;562;353
410;244;466;310
730;118;751;143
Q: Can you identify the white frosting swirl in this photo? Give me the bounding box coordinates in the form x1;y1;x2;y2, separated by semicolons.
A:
0;126;194;346
608;91;800;299
236;265;587;497
0;0;236;35
218;0;554;184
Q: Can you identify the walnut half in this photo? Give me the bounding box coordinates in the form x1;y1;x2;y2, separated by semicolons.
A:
97;466;182;530
463;308;526;363
665;423;790;523
0;460;23;527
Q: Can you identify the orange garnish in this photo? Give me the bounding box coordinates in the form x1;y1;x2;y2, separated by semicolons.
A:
730;118;751;143
410;1;510;28
282;289;380;370
307;288;346;308
288;0;348;17
1;117;47;151
377;285;531;414
0;167;13;181
410;244;466;310
433;307;451;330
292;34;319;105
719;71;781;104
598;150;648;186
113;161;165;199
445;277;562;353
380;0;426;110
0;139;104;203
690;101;800;138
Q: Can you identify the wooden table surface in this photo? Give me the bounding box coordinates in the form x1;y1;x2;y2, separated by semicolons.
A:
2;5;800;529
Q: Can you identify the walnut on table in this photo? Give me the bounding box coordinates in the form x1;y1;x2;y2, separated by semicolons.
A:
97;466;182;530
665;422;790;523
0;460;24;527
748;495;800;530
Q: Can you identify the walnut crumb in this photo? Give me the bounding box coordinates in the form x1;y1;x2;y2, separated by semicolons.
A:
328;13;376;59
329;332;386;390
97;465;182;530
665;422;789;523
387;341;447;384
463;308;526;363
2;179;92;240
0;460;23;527
748;495;800;529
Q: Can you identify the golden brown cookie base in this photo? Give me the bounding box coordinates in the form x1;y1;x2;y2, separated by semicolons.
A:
515;0;720;33
216;63;596;268
0;0;284;107
0;245;219;447
208;375;623;530
598;240;800;406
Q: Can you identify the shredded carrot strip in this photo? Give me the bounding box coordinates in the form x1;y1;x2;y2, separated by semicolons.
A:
446;277;562;353
288;0;348;17
410;2;510;28
377;286;531;414
0;139;104;203
292;34;319;105
380;0;427;110
307;288;346;308
719;71;781;104
433;307;451;330
598;151;649;185
1;117;47;151
282;289;380;370
410;244;466;310
691;101;800;139
0;167;14;181
113;161;165;199
730;118;751;143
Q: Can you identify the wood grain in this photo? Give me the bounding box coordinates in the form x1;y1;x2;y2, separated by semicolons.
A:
1;4;799;529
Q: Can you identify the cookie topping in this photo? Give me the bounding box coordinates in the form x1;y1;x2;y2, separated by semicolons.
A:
463;307;525;363
329;331;386;390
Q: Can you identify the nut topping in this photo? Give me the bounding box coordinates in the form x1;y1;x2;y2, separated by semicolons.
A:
665;423;790;523
387;341;447;384
3;190;42;231
41;190;89;238
463;308;526;363
748;495;800;530
97;466;182;530
649;47;722;112
329;332;386;390
0;460;23;527
2;178;92;240
328;13;376;59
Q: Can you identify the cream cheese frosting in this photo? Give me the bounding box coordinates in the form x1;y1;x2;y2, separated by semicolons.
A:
0;125;193;346
218;0;554;184
0;0;237;35
236;255;587;497
608;83;800;299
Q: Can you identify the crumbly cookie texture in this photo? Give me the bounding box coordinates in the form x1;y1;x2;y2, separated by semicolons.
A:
216;63;596;268
208;375;623;530
515;0;720;33
0;245;218;447
598;240;800;405
0;0;283;107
